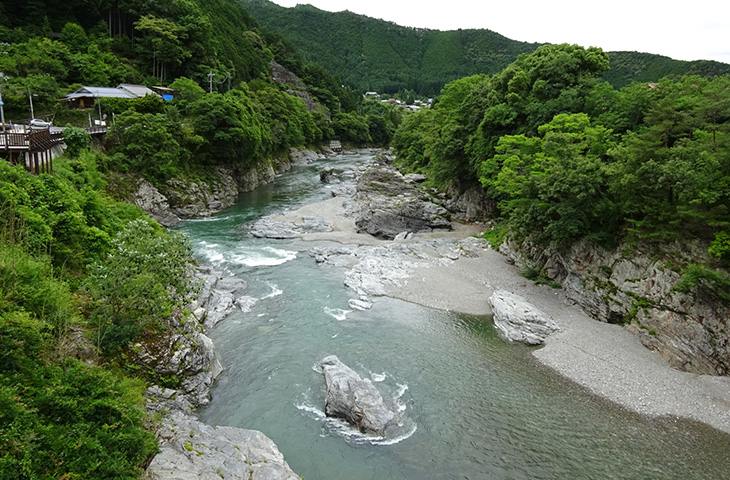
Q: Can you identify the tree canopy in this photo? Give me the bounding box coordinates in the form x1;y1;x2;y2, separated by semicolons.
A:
394;45;730;260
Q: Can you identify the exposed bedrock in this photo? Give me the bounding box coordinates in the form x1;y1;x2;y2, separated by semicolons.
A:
353;164;452;239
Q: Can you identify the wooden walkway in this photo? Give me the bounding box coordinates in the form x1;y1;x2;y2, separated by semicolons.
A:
1;129;65;174
0;124;107;174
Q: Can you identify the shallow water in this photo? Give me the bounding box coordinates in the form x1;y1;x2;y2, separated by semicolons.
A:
181;152;730;480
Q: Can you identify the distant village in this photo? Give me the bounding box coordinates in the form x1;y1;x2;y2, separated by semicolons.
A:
363;91;433;111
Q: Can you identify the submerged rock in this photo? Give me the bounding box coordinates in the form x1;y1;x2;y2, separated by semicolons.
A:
320;166;335;183
489;290;558;345
348;298;373;310
320;355;397;437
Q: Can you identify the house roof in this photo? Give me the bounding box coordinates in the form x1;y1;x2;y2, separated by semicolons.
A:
117;83;157;98
65;86;136;100
64;84;159;101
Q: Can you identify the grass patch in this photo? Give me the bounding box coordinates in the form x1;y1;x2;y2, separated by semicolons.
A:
672;264;730;304
478;223;509;248
521;266;562;289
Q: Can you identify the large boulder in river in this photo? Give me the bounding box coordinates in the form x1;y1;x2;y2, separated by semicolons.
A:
320;355;397;437
488;290;558;345
354;165;451;239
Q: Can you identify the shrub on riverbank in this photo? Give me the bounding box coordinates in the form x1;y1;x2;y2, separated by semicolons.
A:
0;160;198;478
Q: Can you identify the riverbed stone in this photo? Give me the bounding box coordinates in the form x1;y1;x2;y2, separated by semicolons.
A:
348;298;373;310
320;166;335;183
488;290;558;345
145;408;300;480
320;355;397;437
246;214;333;239
289;147;320;165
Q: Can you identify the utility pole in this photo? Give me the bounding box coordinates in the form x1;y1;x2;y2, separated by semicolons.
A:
0;84;5;133
207;70;215;94
28;87;35;120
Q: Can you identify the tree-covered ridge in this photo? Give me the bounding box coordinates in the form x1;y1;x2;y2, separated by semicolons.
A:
0;0;364;129
238;0;541;95
393;44;730;300
0;0;404;183
238;0;730;96
2;0;266;85
605;51;730;88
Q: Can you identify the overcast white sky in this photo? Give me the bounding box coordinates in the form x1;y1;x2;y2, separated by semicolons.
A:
270;1;730;65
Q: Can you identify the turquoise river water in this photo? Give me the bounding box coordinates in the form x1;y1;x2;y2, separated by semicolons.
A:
180;152;730;479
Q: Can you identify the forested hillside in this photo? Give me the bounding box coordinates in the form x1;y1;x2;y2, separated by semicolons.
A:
240;0;730;95
0;0;405;175
393;44;730;301
606;51;730;88
239;0;540;95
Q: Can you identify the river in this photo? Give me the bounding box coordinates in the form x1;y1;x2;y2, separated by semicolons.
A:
180;151;730;480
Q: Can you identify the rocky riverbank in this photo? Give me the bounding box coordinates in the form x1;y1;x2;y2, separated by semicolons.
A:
140;150;729;478
129;148;329;227
143;266;300;480
244;160;730;436
499;237;729;376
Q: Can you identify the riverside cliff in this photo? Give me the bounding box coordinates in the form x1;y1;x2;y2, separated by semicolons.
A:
128;149;327;226
500;238;729;376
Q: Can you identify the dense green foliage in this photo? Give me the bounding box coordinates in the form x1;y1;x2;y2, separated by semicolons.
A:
239;0;730;97
394;45;730;277
0;158;180;478
84;219;198;353
0;0;402;194
0;0;368;151
0;345;157;479
1;0;266;88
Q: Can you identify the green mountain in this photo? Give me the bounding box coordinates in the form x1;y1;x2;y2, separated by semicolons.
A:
0;0;362;120
238;0;541;95
605;51;730;88
239;0;730;94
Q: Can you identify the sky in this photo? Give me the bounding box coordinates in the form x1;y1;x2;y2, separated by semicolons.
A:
270;1;730;65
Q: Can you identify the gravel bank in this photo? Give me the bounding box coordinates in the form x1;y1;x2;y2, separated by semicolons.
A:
275;196;730;435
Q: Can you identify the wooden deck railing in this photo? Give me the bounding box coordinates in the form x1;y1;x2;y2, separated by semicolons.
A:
1;128;65;174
